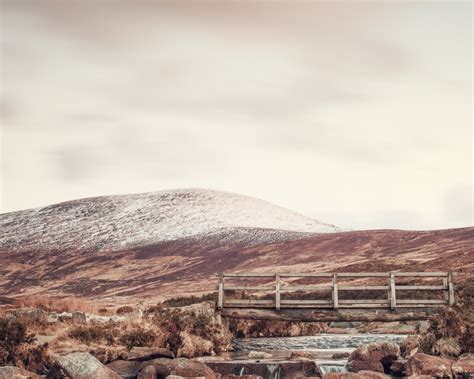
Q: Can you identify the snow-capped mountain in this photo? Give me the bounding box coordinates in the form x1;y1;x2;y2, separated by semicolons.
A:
0;188;339;254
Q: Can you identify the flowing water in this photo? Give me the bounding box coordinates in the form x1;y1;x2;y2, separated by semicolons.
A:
231;333;407;374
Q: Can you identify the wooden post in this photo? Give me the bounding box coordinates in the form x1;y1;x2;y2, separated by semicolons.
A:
332;273;339;310
443;277;448;302
389;272;396;310
275;273;281;310
447;272;454;306
217;273;224;309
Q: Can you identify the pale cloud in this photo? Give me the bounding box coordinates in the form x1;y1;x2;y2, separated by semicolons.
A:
0;1;472;230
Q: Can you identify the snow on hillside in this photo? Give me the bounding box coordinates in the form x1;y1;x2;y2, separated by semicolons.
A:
0;188;340;253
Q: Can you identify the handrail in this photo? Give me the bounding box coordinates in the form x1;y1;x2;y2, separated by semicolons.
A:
216;271;454;310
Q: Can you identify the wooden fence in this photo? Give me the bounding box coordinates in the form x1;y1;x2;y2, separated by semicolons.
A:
216;272;454;310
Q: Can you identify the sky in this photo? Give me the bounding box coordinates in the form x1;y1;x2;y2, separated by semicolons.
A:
0;1;472;230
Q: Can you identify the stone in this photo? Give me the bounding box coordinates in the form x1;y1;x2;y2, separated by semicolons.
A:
452;353;474;378
405;353;454;378
347;360;384;373
0;366;41;379
222;375;264;379
322;371;389;379
139;358;218;378
332;352;350;359
47;312;59;323
137;365;158;379
57;312;73;321
290;351;314;360
248;351;273;359
349;342;399;373
127;346;175;361
11;308;46;322
71;311;87;323
389;358;406;376
106;360;142;379
47;352;121;379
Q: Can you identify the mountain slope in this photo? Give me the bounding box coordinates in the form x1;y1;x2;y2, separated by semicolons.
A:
0;188;339;255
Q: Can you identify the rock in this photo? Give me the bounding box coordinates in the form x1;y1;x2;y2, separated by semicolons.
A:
248;351;273;359
405;353;454;378
452;353;474;378
11;308;47;322
137;365;158;379
332;352;350;359
106;360;142;379
71;311;87;323
47;312;59;323
47;351;121;379
389;358;406;376
347;360;384;373
221;375;264;379
290;351;314;360
177;332;214;358
57;311;73;321
399;336;420;358
322;371;389;378
139;358;218;378
349;342;400;373
127;346;175;361
0;366;41;379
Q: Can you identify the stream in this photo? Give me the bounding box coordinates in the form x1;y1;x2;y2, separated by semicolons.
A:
229;333;407;375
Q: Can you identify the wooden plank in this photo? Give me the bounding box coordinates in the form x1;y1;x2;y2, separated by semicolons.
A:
280;300;333;305
395;272;448;277
280;285;332;291
279;274;333;278
397;299;448;304
339;285;389;291
389;273;396;310
395;285;447;290
222;273;275;277
220;308;438;322
443;278;449;302
275;273;281;310
224;299;275;306
224;286;274;291
338;299;390;304
337;273;390;277
448;272;455;306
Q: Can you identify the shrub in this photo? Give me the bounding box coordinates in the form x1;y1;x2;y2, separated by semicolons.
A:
0;318;50;374
116;306;134;315
67;324;119;345
434;337;461;357
119;328;157;349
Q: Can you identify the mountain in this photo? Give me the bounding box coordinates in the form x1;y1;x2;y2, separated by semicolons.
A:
0;189;472;304
0;188;339;254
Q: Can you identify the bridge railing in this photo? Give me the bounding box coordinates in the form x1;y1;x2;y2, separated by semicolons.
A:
216;272;454;310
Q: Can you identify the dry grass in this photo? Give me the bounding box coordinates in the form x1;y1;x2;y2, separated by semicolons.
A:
13;296;98;314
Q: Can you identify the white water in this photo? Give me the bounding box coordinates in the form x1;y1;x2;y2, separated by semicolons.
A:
233;333;407;375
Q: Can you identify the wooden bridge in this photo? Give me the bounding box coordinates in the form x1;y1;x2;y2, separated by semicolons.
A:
216;272;454;322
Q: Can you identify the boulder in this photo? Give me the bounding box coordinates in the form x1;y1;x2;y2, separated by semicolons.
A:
47;312;59;323
322;371;389;378
349;342;399;373
290;351;314;360
47;352;121;379
106;360;142;378
138;365;158;379
248;351;273;359
57;312;73;321
10;308;47;322
347;360;384;373
127;346;175;361
139;358;218;378
405;353;453;378
332;352;351;359
0;366;41;379
71;311;87;323
452;353;474;378
389;358;406;376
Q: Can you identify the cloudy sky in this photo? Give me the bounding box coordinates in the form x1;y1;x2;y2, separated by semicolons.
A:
0;1;472;230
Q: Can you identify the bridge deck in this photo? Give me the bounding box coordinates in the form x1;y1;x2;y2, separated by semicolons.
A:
216;271;454;321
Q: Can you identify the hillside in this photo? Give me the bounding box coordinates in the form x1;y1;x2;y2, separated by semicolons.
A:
0;189;472;304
